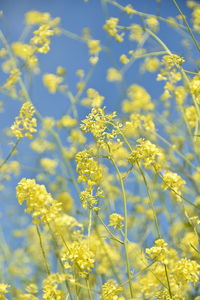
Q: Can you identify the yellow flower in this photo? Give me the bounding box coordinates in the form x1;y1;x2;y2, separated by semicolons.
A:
123;4;135;15
129;24;143;42
190;73;200;104
11;102;37;139
120;54;129;64
145;16;159;31
40;158;58;175
56;192;73;212
161;171;186;201
87;39;101;55
31;23;60;54
122;84;154;113
3;68;20;90
109;213;124;230
42;273;67;299
101;279;122;300
185;105;198;128
12;42;38;69
0;283;10;295
103;18;123;42
57;115;77;128
146;239;168;262
16;178;62;224
173;258;200;284
43;73;63;93
129;138;162;169
25;11;51;25
81;88;104;108
62;241;95;278
107;68;122;82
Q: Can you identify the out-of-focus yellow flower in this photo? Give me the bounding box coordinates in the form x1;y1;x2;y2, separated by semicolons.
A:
107;68;122;82
43;73;63;93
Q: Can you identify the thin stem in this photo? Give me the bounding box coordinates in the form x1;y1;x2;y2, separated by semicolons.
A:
36;225;50;275
86;279;93;300
0;139;20;170
110;157;133;297
164;264;172;298
171;0;200;53
112;126;161;239
88;208;92;246
136;161;161;239
155;167;200;209
155;132;196;169
46;222;74;300
95;212;124;245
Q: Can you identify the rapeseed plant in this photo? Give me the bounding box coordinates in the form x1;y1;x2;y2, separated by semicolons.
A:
0;1;200;299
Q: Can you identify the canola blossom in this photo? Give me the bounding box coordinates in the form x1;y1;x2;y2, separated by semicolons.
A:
0;1;200;299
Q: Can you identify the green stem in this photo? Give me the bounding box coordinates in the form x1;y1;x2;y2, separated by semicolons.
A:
171;0;200;53
110;157;133;297
86;279;93;300
112;125;161;239
155;167;200;209
155;132;196;169
36;225;50;275
164;264;172;298
46;222;74;300
95;212;124;245
0;139;20;170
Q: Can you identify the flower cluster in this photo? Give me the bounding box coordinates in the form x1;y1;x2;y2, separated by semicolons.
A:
161;171;186;201
109;213;124;230
0;283;10;300
122;84;154;113
81;88;104;108
146;239;168;262
12;42;38;70
43;73;63;93
11;102;37;139
80;107;117;144
129;138;162;169
31;23;59;54
61;241;95;278
190;73;200;104
16;178;62;223
101;279;122;300
42;273;67;299
103;18;123;42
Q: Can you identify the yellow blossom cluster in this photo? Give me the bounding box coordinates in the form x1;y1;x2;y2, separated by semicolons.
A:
87;39;101;55
3;68;21;96
1;3;200;299
101;279;123;300
190;73;200;104
42;273;67;299
12;42;38;70
43;73;63;93
80;107;117;143
40;157;58;175
161;171;186;201
109;213;124;230
0;284;10;300
103;18;123;42
81;88;104;108
129;138;162;168
61;240;95;278
122;84;154;113
31;24;59;54
107;68;122;82
11;102;37;139
16;178;62;223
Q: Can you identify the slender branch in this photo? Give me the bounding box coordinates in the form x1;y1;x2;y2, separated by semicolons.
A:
0;140;20;170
